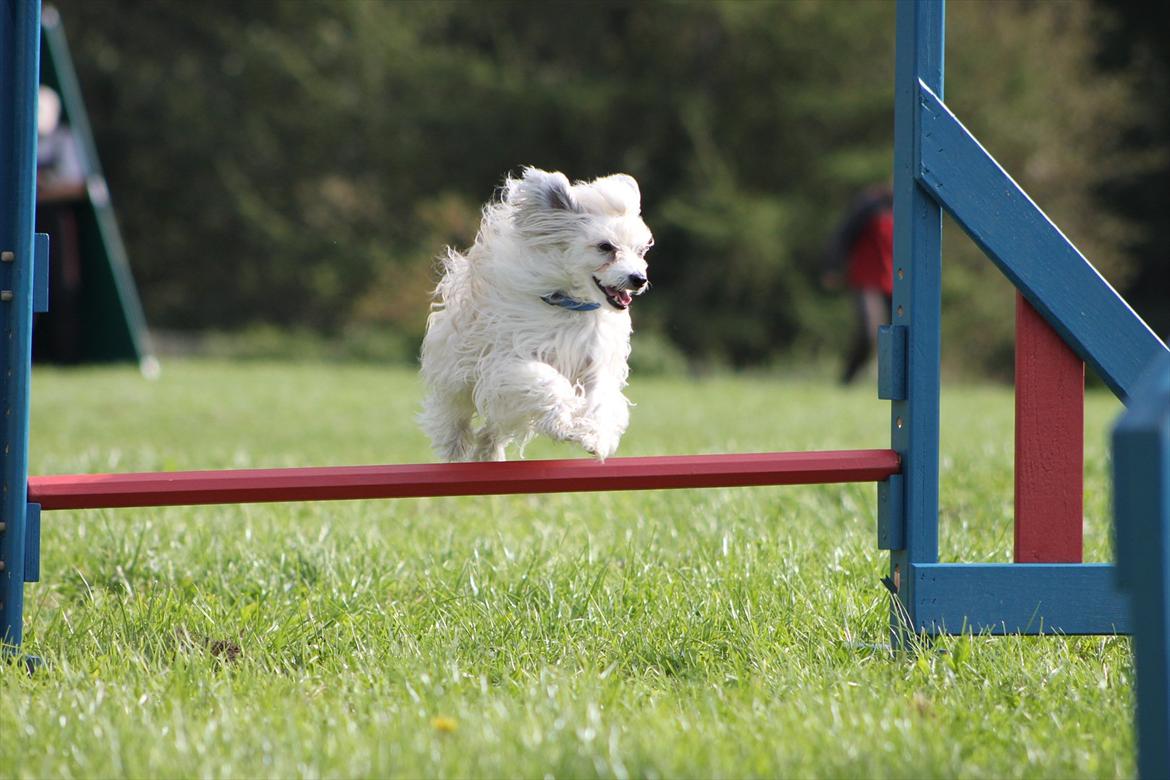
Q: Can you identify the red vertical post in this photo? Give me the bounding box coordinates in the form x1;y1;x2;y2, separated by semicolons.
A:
1014;293;1084;562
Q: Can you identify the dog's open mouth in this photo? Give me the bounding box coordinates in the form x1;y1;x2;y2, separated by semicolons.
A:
594;277;634;310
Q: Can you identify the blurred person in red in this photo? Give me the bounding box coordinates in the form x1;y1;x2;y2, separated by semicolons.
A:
822;184;894;385
35;85;86;362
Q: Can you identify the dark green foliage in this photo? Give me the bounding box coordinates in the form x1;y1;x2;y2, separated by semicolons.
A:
48;0;1163;372
1093;0;1170;339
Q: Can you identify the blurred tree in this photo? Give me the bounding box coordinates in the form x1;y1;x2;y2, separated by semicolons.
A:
1093;0;1170;340
48;0;1159;374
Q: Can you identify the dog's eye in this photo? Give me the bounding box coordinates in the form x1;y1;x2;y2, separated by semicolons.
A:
597;242;616;254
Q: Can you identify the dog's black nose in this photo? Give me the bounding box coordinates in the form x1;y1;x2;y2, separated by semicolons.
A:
628;273;648;289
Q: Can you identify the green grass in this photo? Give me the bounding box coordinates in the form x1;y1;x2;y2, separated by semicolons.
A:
2;360;1133;778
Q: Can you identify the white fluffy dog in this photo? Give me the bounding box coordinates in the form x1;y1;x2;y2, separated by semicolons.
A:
419;167;653;462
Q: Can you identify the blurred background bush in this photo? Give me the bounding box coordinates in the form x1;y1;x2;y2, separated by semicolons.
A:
49;0;1169;377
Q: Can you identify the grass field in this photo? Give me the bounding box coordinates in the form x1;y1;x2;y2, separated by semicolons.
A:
2;360;1134;778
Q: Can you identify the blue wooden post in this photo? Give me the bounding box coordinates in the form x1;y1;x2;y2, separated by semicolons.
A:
1114;353;1170;779
888;0;944;639
0;0;42;652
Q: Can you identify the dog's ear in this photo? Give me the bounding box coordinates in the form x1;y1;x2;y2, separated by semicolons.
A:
578;173;641;217
511;167;581;214
593;174;640;205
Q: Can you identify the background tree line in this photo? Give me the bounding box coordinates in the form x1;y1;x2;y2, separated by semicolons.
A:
50;0;1169;375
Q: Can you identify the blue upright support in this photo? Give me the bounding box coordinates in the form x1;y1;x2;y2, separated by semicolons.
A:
0;0;42;652
888;0;944;640
1114;353;1170;779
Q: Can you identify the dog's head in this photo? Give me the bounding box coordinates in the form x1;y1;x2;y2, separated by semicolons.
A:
505;167;653;312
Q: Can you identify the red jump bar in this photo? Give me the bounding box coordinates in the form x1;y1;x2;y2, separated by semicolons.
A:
28;450;900;511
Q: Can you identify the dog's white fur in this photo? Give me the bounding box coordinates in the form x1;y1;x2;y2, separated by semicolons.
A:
419;167;653;462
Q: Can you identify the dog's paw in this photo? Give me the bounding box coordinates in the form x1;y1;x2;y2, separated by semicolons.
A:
580;429;620;462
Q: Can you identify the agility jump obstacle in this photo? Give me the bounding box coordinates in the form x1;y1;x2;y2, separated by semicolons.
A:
3;0;1170;696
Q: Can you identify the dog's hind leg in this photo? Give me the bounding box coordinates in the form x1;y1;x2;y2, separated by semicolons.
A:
469;428;508;461
419;386;476;462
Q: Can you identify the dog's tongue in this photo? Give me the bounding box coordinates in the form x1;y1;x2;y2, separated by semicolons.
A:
615;289;633;306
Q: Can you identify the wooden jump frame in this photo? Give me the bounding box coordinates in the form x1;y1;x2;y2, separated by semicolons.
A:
3;7;1169;754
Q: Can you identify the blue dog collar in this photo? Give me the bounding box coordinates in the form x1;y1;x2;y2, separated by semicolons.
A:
541;292;600;312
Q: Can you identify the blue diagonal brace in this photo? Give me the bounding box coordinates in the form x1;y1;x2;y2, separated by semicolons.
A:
914;80;1168;403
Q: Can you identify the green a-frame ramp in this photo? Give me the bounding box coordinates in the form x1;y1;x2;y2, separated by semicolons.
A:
35;4;153;369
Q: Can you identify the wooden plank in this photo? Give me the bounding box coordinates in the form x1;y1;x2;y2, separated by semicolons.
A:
912;563;1129;635
1014;294;1084;563
877;324;907;401
27;449;901;511
1113;352;1170;779
914;80;1168;402
891;0;945;635
877;473;905;551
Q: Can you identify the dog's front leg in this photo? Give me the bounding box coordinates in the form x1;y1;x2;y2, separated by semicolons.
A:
578;381;630;462
476;360;589;457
